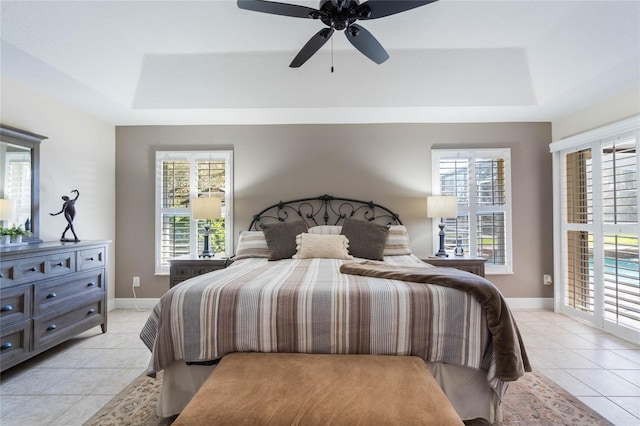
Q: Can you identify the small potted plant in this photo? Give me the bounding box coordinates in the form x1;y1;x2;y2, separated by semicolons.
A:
9;226;31;243
0;227;11;244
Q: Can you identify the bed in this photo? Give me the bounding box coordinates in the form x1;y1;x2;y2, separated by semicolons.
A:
140;194;531;422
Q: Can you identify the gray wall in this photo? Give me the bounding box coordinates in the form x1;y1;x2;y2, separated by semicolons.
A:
2;76;117;303
115;122;552;299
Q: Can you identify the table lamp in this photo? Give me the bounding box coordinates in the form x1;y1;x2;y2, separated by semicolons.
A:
426;195;458;257
191;196;222;258
0;199;16;223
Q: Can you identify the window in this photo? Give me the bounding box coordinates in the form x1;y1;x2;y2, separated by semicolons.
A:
432;149;513;274
155;151;233;274
551;116;639;341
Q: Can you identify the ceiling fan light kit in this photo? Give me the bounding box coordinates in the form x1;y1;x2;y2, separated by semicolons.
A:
237;0;438;68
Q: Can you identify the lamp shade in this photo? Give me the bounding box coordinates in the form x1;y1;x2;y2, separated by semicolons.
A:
426;195;458;219
191;197;222;220
0;199;17;221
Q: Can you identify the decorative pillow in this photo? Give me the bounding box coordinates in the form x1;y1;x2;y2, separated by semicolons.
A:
235;231;269;260
340;218;389;261
308;225;342;235
383;225;412;256
262;221;309;261
293;233;352;259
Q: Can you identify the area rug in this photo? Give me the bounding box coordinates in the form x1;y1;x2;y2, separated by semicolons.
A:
85;370;613;425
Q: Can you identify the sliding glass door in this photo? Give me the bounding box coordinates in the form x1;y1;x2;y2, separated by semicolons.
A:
552;117;639;343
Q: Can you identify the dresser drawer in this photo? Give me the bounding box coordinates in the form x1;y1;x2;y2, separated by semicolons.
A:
33;271;104;315
0;241;109;372
169;256;231;288
0;286;31;326
0;257;46;285
0;263;12;284
77;247;106;271
33;297;104;350
172;265;193;279
0;251;75;286
172;265;222;279
45;252;75;276
0;320;31;368
421;257;487;278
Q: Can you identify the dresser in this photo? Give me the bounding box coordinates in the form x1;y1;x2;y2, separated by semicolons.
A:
421;256;487;278
169;255;232;288
0;241;109;372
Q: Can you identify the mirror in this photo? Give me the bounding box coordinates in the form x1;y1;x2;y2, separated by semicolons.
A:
0;125;46;243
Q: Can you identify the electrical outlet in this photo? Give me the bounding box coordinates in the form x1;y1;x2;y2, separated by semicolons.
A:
543;274;553;286
133;276;140;287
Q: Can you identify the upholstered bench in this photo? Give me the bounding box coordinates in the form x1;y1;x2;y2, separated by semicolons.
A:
173;352;463;425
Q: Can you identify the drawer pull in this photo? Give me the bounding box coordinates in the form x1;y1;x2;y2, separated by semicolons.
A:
0;272;3;278
0;305;13;313
87;308;96;314
46;324;57;331
88;257;95;261
55;262;64;267
28;267;37;272
46;293;57;299
1;343;12;350
87;282;96;287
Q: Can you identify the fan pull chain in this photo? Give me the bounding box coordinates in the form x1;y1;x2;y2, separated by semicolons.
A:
331;37;334;73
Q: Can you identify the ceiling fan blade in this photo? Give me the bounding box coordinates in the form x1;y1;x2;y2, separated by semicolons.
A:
355;0;438;20
290;28;335;68
344;24;389;64
237;0;322;19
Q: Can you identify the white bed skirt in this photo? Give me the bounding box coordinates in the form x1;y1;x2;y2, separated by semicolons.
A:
156;360;502;422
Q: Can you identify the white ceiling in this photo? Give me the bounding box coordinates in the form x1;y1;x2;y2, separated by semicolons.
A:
1;0;638;125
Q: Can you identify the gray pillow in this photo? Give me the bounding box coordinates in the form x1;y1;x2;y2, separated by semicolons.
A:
340;218;389;260
262;220;309;261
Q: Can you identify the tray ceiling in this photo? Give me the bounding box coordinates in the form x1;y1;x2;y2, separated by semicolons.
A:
1;0;638;125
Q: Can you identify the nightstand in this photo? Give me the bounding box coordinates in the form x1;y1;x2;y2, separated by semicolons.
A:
421;256;487;278
168;255;233;288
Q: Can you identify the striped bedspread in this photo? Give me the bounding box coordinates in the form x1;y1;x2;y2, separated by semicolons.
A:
140;255;508;397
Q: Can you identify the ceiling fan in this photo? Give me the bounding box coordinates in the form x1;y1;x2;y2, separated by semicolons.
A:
237;0;438;68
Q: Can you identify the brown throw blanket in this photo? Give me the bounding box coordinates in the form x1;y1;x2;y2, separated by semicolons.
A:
340;261;532;381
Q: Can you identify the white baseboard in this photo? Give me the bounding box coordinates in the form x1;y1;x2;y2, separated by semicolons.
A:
505;297;553;310
113;298;161;310
111;297;553;311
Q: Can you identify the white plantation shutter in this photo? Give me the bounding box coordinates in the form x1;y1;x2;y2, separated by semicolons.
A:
601;138;638;330
564;148;595;314
155;151;233;274
603;233;639;329
432;149;513;274
160;159;191;266
552;116;639;341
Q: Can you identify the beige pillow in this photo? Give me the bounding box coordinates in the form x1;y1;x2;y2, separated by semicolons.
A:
308;225;342;235
293;233;353;260
235;231;269;260
383;225;412;256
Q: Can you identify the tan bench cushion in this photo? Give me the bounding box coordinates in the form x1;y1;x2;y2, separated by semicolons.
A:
173;352;463;425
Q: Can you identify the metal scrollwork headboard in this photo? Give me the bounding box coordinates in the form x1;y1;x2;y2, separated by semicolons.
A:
248;194;402;231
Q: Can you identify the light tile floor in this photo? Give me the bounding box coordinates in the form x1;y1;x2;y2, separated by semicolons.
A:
0;309;151;426
513;310;640;426
0;309;638;425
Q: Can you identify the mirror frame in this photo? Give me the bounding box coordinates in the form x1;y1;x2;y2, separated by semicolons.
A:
0;124;46;243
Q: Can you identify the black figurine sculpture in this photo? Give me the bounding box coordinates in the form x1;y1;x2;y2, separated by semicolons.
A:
50;189;80;242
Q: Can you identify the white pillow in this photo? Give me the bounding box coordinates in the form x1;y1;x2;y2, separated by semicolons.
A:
383;225;412;256
293;233;352;260
309;224;411;255
308;225;342;235
235;231;269;260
